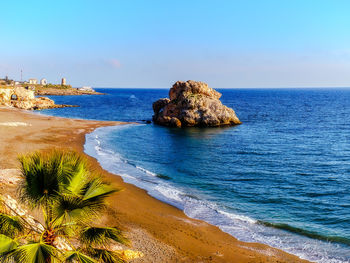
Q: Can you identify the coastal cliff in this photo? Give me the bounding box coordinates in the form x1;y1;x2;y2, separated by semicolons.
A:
0;87;76;110
153;80;241;127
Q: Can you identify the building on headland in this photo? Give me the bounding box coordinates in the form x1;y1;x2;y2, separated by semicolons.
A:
40;78;47;85
61;78;66;85
78;86;95;92
29;79;38;84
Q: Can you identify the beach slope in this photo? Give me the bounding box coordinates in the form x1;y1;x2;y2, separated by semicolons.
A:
0;107;310;263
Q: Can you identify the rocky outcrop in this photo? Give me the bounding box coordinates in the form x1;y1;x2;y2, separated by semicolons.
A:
152;80;241;127
0;87;76;110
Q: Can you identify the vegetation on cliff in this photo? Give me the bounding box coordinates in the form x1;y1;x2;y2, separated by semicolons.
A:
35;86;103;96
43;84;72;89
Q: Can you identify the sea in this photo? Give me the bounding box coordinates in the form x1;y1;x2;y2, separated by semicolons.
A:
40;88;350;263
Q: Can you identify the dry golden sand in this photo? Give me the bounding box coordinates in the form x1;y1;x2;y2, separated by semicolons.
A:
0;106;311;263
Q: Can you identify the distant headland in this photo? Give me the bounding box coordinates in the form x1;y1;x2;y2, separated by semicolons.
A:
0;76;103;96
0;76;102;110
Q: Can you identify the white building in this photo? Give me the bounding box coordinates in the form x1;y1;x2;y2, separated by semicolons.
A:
78;86;94;92
40;78;47;85
61;78;66;85
28;79;38;84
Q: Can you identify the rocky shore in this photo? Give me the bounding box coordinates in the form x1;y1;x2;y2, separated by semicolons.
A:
0;87;77;110
153;80;241;127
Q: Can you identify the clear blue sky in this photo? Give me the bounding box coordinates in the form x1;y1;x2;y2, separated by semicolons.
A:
1;0;350;88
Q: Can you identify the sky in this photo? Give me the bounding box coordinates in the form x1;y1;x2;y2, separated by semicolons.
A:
1;0;350;88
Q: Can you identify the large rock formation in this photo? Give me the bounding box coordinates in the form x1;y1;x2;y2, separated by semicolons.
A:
0;87;75;110
152;80;241;127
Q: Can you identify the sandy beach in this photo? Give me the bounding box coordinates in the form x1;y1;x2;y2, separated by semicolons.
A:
0;106;310;263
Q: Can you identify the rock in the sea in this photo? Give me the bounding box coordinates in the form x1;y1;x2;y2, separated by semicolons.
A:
152;80;241;127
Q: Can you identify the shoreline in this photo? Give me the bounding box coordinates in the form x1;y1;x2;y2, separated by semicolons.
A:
0;106;310;263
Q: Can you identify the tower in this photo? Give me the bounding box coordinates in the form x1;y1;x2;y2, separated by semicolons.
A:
61;78;66;86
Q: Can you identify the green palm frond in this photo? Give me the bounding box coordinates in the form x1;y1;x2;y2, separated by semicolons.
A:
18;151;62;207
64;166;89;196
18;150;91;207
64;250;96;263
6;241;57;263
80;227;128;247
54;179;117;224
82;177;118;201
0;234;18;255
59;152;89;193
0;213;25;237
54;194;104;224
86;248;125;263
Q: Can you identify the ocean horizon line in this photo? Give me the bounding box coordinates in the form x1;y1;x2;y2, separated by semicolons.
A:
83;86;350;90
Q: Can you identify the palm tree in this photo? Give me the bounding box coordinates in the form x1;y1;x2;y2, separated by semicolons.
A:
0;150;128;263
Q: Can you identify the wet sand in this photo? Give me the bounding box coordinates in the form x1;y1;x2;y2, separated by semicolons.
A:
0;106;310;263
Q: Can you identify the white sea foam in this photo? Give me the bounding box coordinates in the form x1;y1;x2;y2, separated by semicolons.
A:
136;166;157;176
154;184;185;203
84;125;350;263
218;210;257;224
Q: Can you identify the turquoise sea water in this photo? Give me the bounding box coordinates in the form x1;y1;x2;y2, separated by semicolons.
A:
41;88;350;263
